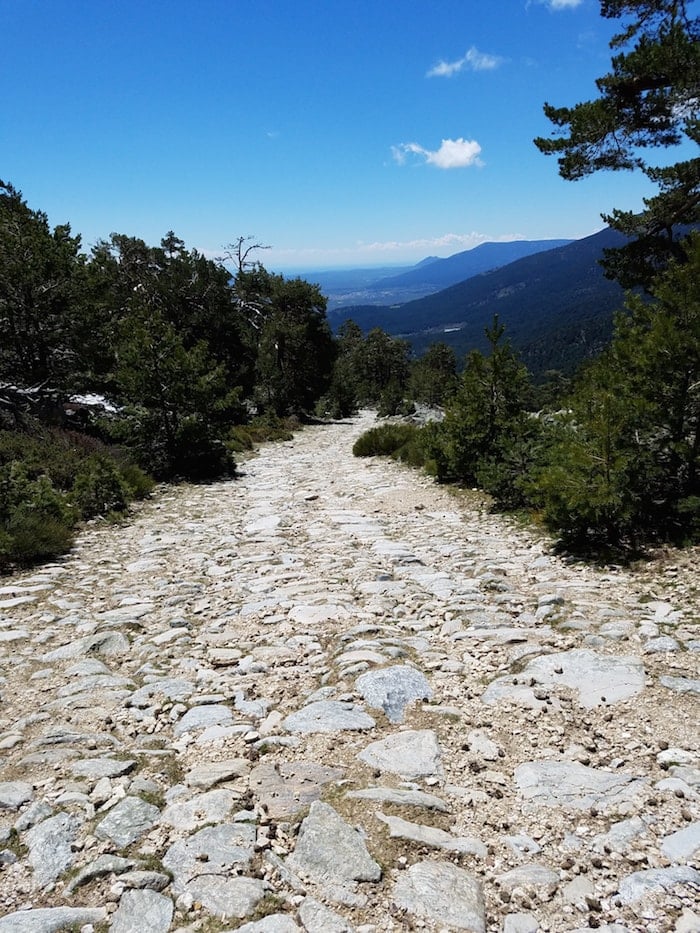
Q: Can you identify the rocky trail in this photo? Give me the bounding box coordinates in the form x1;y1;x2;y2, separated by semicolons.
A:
0;411;698;933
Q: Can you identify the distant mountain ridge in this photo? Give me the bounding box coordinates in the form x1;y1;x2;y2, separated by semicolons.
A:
294;238;572;311
371;238;572;291
328;227;632;376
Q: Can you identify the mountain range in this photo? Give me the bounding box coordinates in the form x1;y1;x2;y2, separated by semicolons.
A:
326;228;632;377
303;238;572;311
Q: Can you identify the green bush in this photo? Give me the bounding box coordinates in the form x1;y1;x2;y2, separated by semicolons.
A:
0;424;154;568
1;513;74;564
117;461;155;500
170;416;236;481
71;455;129;519
0;462;76;566
353;423;423;460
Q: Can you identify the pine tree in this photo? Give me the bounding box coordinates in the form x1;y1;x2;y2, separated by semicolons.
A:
534;0;699;287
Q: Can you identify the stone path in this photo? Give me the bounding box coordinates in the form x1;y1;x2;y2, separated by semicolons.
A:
0;411;698;933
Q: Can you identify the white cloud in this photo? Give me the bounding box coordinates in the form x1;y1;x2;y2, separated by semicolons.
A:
392;137;483;169
247;231;529;268
357;232;524;253
427;46;502;78
545;0;583;9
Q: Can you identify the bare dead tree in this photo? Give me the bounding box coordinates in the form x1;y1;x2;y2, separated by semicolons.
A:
221;236;270;274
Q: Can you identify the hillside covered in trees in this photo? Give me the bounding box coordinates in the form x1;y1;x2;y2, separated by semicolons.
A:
1;0;698;564
353;0;699;552
0;184;430;565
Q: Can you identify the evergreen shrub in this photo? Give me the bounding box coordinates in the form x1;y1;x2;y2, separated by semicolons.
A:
352;423;426;466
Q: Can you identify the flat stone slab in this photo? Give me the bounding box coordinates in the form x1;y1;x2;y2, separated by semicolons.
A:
485;649;645;709
393;859;485;932
41;631;129;660
162;823;256;891
163;824;267;917
298;897;355;932
377;812;487;856
661;675;700;695
250;761;344;819
161;788;235;832
355;665;432;723
516;761;646;811
0;907;108;932
185;874;270;919
127;678;195;707
497;863;560;891
357;729;442;781
0;780;33;809
26;812;81;888
660;822;700;862
185;758;251;790
481;682;550;710
236;915;302;932
288;604;350;625
94;796;160;847
616;866;700;904
173;703;233;736
346;786;448;811
65;854;136;893
283;700;375;734
111;889;173;933
70;758;136;779
286;801;381;885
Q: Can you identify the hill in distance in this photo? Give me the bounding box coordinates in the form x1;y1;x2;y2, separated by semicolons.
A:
296;238;572;311
328;227;631;377
371;238;572;291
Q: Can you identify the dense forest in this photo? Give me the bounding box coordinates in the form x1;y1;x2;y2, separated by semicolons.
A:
0;186;427;566
1;0;698;566
355;0;699;553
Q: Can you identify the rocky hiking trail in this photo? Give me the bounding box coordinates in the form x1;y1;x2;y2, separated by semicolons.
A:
0;411;698;933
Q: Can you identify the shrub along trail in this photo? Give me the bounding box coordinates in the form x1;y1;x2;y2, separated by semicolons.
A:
0;411;698;933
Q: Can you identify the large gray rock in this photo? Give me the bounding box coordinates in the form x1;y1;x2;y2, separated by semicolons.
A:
163;821;264;919
497;863;559;891
660;822;700;862
283;701;375;733
173;703;233;736
286;801;381;885
71;757;136;779
41;630;129;660
235;915;301;932
355;665;432;722
160;788;235;832
94;795;160;847
661;675;700;695
616;866;700;904
185;757;250;790
298;897;355;932
376;812;486;856
345;786;448;811
503;914;539;933
25;812;81;887
0;907;107;932
485;649;645;709
65;854;136;893
515;760;646;811
250;761;343;819
126;677;195;708
0;780;34;809
357;730;442;780
162;822;256;891
110;889;173;933
187;875;270;919
393;860;485;932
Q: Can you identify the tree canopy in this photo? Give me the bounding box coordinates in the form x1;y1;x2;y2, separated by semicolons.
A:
534;0;699;286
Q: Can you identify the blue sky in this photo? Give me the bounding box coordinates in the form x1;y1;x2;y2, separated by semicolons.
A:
0;0;672;271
